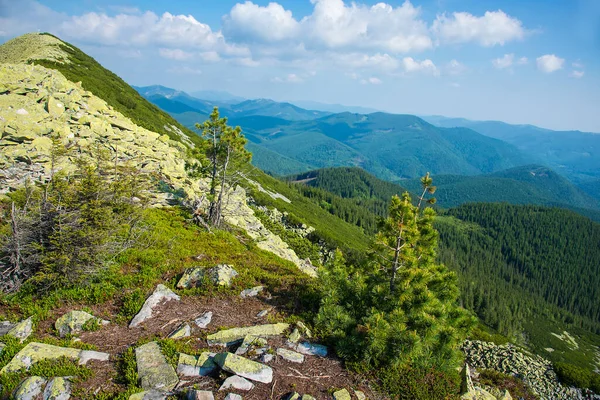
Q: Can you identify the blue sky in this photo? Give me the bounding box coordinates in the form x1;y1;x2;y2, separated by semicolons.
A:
1;0;599;131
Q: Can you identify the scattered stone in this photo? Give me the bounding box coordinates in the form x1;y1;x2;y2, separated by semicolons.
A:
259;353;274;363
129;285;180;328
295;342;328;357
219;375;254;391
224;394;242;400
43;377;71;400
296;321;312;338
0;321;13;336
185;390;214;400
213;352;273;384
207;323;289;346
194;311;213;329
1;342;109;374
240;286;263;298
177;352;218;377
287;328;301;344
499;390;513;400
354;390;366;400
177;265;238;289
12;376;46;400
235;335;268;356
332;389;351;400
460;364;475;394
55;310;108;337
277;348;304;363
136;341;179;391
256;309;270;318
302;395;316;400
5;316;33;342
286;393;300;400
47;97;65;116
128;390;169;400
168;323;191;339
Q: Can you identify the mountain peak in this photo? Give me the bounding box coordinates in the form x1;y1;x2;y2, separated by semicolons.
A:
0;32;72;65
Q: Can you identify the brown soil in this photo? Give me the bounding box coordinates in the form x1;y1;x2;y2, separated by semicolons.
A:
29;291;383;400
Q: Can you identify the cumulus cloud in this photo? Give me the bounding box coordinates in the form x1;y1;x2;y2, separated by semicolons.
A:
432;10;525;46
492;53;514;69
223;1;300;43
402;57;438;75
536;54;565;73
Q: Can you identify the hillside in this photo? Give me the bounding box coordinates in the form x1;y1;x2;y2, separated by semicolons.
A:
401;165;600;214
1;32;599;399
226;112;530;179
423;115;600;184
0;33;201;148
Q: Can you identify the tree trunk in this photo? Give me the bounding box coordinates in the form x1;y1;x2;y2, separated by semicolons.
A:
215;146;231;227
390;233;402;293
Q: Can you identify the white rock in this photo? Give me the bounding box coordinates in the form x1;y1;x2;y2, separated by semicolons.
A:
296;342;328;357
240;286;263;298
224;394;243;400
219;375;254;391
194;311;213;329
277;348;304;363
129;285;180;328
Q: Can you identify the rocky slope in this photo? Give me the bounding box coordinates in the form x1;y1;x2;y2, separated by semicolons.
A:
0;62;314;277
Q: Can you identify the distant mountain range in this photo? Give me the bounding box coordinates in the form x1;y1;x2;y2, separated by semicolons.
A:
422;115;600;184
136;84;600;211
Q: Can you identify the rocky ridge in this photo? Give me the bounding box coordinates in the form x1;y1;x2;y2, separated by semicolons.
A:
0;62;314;277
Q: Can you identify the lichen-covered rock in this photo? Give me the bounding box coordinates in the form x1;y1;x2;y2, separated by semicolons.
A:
256;309;270;318
0;342;109;374
277;348;304;363
6;316;33;342
301;395;316;400
194;311;213;329
136;341;179;391
498;390;512;400
353;391;366;400
207;323;289;346
43;377;71;400
55;310;108;337
223;394;242;400
177;265;238;288
177;352;217;377
286;393;300;400
259;353;274;363
235;335;268;356
295;342;328;357
332;389;351;400
460;387;497;400
12;376;46;400
129;285;180;328
168;323;191;339
213;352;273;384
240;286;263;298
296;322;312;339
287;328;301;344
219;375;254;391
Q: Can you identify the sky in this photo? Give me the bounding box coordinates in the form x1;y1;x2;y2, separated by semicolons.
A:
1;0;599;132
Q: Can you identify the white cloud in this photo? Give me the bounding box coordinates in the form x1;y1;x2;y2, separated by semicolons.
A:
492;53;514;69
517;56;528;65
167;66;202;75
572;61;583;69
570;70;585;78
199;51;221;63
231;57;260;67
223;1;300;43
272;71;316;83
432;10;525;46
402;57;438;75
536;54;565;73
360;77;383;85
159;48;193;60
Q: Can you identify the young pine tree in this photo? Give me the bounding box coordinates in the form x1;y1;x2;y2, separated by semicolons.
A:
195;107;251;227
316;173;475;371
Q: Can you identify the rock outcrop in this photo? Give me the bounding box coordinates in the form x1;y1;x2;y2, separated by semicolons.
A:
129;285;180;328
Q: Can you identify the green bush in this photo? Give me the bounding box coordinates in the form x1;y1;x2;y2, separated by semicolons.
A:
479;369;537;400
378;364;460;400
554;361;592;389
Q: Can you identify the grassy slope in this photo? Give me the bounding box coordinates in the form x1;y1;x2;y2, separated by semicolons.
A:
26;34;202;147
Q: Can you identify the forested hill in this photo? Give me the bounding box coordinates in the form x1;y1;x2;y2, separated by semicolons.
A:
285;168;600;371
291;166;600;221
